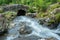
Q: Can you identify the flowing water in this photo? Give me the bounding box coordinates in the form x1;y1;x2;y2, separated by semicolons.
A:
0;16;60;40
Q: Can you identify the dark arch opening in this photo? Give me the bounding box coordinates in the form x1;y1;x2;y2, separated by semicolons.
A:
17;9;26;16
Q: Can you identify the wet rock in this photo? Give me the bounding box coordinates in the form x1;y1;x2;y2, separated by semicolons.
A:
19;24;32;35
15;36;41;40
26;13;37;18
40;37;57;40
38;17;58;29
3;11;17;29
14;36;57;40
0;16;59;40
45;37;57;40
0;14;7;35
38;18;46;25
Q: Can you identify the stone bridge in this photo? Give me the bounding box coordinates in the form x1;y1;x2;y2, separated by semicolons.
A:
1;4;29;12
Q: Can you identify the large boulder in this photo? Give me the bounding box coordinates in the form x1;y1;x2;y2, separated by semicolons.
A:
19;25;32;35
50;8;60;14
38;2;60;29
39;17;59;29
19;22;32;35
0;14;7;34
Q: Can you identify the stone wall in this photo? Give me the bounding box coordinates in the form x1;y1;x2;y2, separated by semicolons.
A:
1;4;29;12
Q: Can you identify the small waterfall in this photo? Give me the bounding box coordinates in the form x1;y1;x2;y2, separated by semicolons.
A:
5;16;60;40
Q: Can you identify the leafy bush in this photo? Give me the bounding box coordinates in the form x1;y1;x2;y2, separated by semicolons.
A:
55;13;60;22
0;0;12;5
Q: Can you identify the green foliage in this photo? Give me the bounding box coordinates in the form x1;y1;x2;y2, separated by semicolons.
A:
0;0;12;5
3;11;17;21
28;7;37;13
37;12;48;18
48;3;60;13
50;0;57;4
9;0;59;12
55;13;60;22
47;20;55;25
0;0;60;27
57;0;60;2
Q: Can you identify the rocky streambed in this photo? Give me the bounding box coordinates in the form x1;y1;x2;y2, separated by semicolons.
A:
0;16;60;40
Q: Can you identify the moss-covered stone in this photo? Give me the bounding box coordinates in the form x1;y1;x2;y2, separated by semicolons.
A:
0;14;7;34
47;20;55;25
0;8;4;13
55;13;60;22
47;3;60;13
36;3;60;28
3;11;17;21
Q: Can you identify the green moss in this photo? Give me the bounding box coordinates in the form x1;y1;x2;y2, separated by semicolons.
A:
55;13;60;22
3;11;17;21
49;20;55;23
36;3;60;26
28;7;37;13
0;8;4;13
48;3;60;13
48;20;55;25
47;13;60;25
37;12;47;18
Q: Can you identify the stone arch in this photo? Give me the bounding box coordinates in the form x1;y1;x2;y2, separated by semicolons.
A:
17;9;26;16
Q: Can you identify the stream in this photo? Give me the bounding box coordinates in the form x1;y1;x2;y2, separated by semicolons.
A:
0;16;60;40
